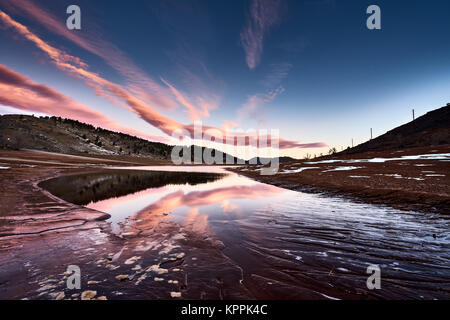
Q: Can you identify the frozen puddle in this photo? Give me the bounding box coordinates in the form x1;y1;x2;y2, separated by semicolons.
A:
34;166;450;300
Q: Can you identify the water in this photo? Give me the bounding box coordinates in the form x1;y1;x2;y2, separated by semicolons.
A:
38;166;450;299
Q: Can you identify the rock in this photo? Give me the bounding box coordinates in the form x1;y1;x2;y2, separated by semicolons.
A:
146;264;168;275
106;264;120;270
132;265;142;271
81;290;97;300
115;274;129;281
176;252;185;259
96;296;107;300
170;292;182;298
124;256;141;265
136;274;147;285
88;280;100;285
154;277;164;282
55;292;65;300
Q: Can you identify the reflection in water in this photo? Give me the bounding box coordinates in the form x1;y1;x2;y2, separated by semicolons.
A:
41;167;450;300
39;170;223;205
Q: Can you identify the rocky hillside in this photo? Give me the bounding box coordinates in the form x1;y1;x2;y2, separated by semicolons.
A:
0;115;172;159
342;104;450;155
0;114;242;162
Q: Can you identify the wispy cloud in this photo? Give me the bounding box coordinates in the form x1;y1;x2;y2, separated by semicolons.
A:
0;64;167;142
0;0;178;112
0;0;223;121
240;0;284;69
260;62;292;88
237;86;285;123
0;9;324;150
0;9;181;134
161;78;217;121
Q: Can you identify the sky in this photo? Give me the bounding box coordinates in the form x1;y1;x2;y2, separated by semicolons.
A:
1;0;449;159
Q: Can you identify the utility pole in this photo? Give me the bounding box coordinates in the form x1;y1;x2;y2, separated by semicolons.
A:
412;109;415;121
370;128;373;140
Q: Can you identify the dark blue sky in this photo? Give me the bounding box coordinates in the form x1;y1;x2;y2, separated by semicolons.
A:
1;0;449;157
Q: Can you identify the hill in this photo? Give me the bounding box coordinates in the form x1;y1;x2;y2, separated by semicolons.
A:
0;114;242;163
341;104;450;155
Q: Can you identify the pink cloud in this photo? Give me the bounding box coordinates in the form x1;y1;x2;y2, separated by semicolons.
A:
237;86;285;123
0;64;167;142
0;0;222;120
161;78;216;121
240;0;284;69
0;0;178;111
0;9;325;150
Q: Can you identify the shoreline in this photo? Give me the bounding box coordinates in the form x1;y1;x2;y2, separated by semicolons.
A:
228;145;450;215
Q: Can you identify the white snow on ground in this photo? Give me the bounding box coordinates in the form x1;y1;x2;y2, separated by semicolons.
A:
380;174;402;178
349;176;370;178
425;174;445;177
87;143;118;155
324;166;363;172
306;153;450;164
0;166;11;169
280;167;317;174
304;160;342;164
377;174;424;181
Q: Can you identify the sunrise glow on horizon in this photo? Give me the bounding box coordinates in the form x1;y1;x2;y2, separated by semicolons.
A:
1;0;450;159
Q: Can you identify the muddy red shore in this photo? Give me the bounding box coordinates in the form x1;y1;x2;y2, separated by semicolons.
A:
0;149;449;300
230;145;450;214
0;151;245;300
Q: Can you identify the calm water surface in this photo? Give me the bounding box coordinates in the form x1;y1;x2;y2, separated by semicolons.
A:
38;166;450;299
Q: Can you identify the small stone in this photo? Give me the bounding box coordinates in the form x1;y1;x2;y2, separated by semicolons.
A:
157;268;168;275
81;290;97;300
170;292;182;298
146;264;168;275
115;274;129;281
176;253;185;259
132;265;142;271
124;256;141;265
88;281;100;285
96;296;108;300
55;292;65;300
154;277;164;282
136;274;147;285
106;264;120;270
172;268;180;272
